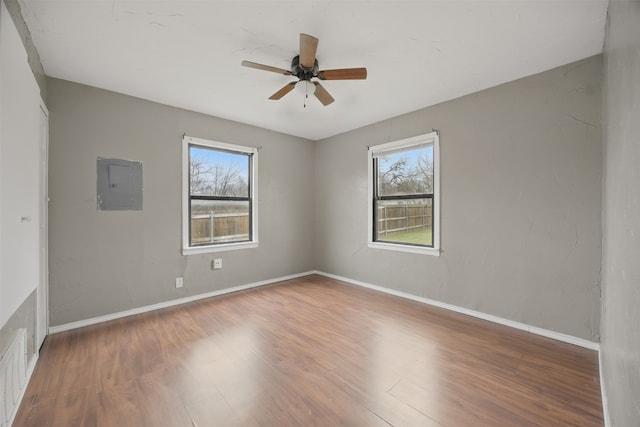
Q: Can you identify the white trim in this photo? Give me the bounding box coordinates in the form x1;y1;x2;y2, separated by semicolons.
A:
44;268;606;423
8;353;38;427
599;352;611;427
181;136;190;253
181;135;259;256
433;133;440;251
367;131;440;255
368;241;440;256
37;99;49;349
370;133;435;154
49;269;601;350
314;270;600;351
183;241;258;255
183;136;258;156
48;271;315;334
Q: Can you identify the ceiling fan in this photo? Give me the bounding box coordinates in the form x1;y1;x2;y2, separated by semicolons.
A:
241;33;367;106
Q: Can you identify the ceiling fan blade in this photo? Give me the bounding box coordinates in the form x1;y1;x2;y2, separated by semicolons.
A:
317;68;367;80
269;82;298;100
299;33;319;70
313;82;335;106
241;60;292;75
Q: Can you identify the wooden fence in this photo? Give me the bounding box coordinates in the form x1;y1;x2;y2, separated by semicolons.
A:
377;203;432;236
192;204;429;243
192;212;249;244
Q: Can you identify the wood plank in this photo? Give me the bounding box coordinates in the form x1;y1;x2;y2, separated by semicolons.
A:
14;275;603;426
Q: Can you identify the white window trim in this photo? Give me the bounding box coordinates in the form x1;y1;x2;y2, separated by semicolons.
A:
367;131;440;256
182;135;259;255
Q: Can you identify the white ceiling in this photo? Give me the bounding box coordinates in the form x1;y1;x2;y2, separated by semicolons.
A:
19;1;607;141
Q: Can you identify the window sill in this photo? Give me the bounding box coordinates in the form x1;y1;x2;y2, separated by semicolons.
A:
368;241;440;256
182;241;258;256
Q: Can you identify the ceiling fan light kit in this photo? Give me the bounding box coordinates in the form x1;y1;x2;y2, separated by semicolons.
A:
242;33;367;107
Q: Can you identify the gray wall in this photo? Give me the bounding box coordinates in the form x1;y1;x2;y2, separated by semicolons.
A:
2;0;45;98
601;0;640;424
315;56;602;341
47;78;315;326
0;0;44;365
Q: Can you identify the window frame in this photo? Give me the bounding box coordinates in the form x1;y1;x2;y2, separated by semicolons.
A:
367;131;440;256
182;135;258;255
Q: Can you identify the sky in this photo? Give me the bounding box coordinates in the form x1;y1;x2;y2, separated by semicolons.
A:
378;144;432;174
190;145;249;182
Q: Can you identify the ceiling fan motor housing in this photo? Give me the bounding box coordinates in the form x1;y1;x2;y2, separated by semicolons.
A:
291;55;319;81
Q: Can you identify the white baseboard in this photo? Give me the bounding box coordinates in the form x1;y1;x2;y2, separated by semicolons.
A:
599;352;611;427
44;269;605;423
50;269;601;350
314;270;600;351
48;271;315;334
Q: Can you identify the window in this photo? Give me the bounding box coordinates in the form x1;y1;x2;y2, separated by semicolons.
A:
368;131;440;255
182;135;258;254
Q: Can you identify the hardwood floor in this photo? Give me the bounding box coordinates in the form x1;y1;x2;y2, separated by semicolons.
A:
15;275;603;426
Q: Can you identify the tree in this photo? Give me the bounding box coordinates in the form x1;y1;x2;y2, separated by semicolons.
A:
380;157;411;194
416;150;433;193
190;156;247;197
378;150;433;195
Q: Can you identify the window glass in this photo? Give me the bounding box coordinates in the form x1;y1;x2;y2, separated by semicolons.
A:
377;145;433;197
375;198;433;246
189;145;251;246
368;132;439;254
182;136;257;254
190;200;250;245
189;146;249;197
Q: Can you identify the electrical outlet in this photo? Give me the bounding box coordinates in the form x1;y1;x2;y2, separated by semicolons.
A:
213;259;222;270
175;277;184;288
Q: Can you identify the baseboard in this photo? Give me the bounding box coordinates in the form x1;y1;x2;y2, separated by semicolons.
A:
45;269;605;423
8;352;38;427
50;269;601;351
48;271;316;334
314;270;600;351
599;352;611;427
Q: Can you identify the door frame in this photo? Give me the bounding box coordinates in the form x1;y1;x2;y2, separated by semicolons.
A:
37;100;49;349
